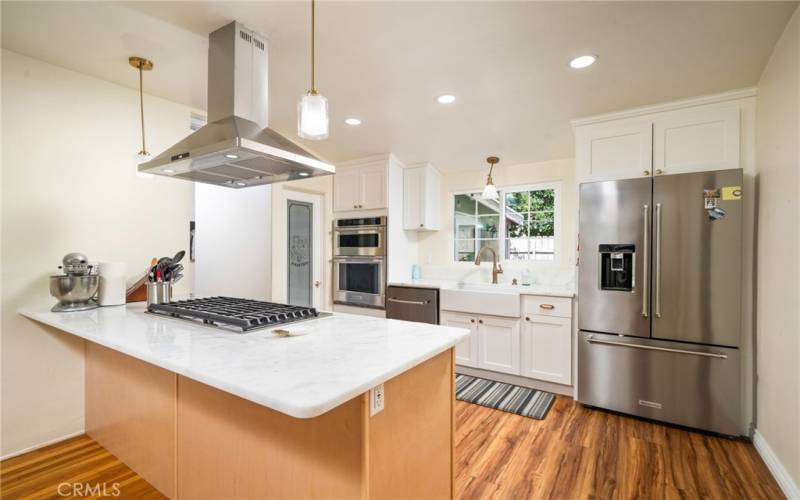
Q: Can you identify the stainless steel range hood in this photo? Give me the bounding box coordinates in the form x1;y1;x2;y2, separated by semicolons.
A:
138;21;335;187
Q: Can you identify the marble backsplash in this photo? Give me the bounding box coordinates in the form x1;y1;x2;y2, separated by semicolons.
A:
419;263;576;288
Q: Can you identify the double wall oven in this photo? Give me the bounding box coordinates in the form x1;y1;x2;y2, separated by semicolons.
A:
333;217;386;308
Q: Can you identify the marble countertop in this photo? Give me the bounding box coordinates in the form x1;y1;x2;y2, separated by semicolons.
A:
388;279;575;298
19;302;469;419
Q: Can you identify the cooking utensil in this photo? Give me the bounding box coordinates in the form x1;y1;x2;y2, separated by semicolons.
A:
172;250;185;264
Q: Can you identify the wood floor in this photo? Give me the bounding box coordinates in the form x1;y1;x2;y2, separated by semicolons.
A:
1;397;784;499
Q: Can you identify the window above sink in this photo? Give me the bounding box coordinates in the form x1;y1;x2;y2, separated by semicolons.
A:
453;182;561;264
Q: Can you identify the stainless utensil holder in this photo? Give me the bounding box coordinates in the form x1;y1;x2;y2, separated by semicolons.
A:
146;281;172;306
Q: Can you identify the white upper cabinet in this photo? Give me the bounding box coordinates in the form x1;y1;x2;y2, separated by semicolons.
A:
403;163;441;231
574;89;753;183
575;120;653;182
652;104;740;176
333;160;388;212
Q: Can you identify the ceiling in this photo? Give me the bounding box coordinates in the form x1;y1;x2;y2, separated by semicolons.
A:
2;1;797;171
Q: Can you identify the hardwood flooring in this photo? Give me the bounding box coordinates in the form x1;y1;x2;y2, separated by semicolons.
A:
1;397;784;499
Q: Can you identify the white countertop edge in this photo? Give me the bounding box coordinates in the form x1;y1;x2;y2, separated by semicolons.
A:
19;308;468;419
387;280;576;298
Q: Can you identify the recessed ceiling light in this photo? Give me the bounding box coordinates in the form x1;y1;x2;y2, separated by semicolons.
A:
298;172;310;177
344;118;362;126
162;168;175;174
569;55;597;69
225;153;239;159
437;94;456;104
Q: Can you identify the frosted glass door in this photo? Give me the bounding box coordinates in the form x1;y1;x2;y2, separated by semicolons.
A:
287;200;313;307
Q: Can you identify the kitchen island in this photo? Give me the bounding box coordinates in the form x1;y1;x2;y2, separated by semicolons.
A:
20;302;469;499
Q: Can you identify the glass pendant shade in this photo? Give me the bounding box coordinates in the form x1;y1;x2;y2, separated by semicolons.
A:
297;92;329;140
481;179;498;200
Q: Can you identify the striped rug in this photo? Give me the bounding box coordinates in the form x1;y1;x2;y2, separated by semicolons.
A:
455;374;555;420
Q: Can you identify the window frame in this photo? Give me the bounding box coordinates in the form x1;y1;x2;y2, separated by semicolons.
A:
450;181;562;265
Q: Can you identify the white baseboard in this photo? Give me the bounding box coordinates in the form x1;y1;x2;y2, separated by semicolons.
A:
1;430;85;461
456;365;573;396
753;429;800;499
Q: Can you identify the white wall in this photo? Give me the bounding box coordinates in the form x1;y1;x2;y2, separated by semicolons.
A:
194;184;272;300
754;6;800;493
416;158;576;274
0;49;197;457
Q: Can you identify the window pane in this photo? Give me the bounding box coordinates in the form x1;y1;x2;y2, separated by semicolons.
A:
476;198;500;216
505;238;530;260
505;211;525;238
530;213;554;237
477;215;499;239
505;192;529;213
454;194;477;215
455;239;476;262
474;239;499;258
529;189;555;212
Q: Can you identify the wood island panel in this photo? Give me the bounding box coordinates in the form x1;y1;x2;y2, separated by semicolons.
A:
367;349;454;499
177;375;366;499
85;342;177;498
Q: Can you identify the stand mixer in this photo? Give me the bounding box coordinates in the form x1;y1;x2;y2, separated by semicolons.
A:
49;253;100;312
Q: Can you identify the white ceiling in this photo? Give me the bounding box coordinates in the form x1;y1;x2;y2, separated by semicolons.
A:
2;1;797;171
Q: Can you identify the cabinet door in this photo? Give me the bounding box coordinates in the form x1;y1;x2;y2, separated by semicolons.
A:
653;105;740;176
403;167;424;230
359;164;387;210
521;315;571;384
441;311;477;367
576;121;653;182
333;168;361;212
477;316;520;375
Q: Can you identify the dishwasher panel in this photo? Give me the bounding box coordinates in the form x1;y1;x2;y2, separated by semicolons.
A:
385;286;439;325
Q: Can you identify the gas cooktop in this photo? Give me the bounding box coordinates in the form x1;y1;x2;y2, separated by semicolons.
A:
148;297;323;332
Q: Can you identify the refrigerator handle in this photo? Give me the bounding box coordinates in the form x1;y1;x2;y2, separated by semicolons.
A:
655;202;662;318
642;204;649;317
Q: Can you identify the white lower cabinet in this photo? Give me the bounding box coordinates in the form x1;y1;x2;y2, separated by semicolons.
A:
520;314;572;385
443;295;574;385
441;311;520;375
476;316;520;375
441;311;478;368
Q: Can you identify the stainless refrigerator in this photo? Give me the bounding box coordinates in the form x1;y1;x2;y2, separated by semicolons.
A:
577;169;743;436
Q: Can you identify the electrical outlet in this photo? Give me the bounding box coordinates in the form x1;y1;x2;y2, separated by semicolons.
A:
369;383;385;416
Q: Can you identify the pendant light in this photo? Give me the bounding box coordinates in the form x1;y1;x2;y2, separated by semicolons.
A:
129;56;154;162
481;156;500;200
297;0;329;140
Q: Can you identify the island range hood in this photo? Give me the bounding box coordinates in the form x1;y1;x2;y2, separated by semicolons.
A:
138;21;335;187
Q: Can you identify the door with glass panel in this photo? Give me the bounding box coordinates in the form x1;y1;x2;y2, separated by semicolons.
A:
287;200;313;307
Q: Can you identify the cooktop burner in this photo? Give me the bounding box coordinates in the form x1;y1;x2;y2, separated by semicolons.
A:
148;297;321;332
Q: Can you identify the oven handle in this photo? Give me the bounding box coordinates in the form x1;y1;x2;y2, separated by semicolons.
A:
334;228;386;234
387;297;430;306
333;257;386;264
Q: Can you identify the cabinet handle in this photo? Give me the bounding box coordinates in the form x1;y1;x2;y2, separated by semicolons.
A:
525;316;530;321
387;297;429;306
539;304;555;310
353;204;357;209
469;319;475;323
643;170;651;176
359;204;363;208
419;224;424;228
655;169;663;175
478;319;484;324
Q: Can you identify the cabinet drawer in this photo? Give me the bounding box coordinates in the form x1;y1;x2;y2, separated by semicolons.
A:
386;286;439;324
522;296;571;318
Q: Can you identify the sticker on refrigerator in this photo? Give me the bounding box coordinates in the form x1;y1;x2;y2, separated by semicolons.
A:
721;186;742;201
703;189;720;209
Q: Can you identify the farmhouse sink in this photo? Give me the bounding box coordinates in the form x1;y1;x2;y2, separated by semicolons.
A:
440;285;520;318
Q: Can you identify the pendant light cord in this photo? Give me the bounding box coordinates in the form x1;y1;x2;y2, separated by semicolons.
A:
138;66;147;154
311;0;316;93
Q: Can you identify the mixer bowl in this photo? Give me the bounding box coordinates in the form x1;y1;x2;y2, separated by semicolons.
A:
50;274;99;311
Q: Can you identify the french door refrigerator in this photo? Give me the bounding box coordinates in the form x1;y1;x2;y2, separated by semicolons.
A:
577;169;743;436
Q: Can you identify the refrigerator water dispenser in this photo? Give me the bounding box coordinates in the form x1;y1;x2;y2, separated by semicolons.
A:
599;244;635;291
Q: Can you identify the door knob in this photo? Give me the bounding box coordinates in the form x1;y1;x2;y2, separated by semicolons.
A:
314;281;321;288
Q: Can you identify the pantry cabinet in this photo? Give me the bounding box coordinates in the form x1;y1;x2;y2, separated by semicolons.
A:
333;161;387;212
574;90;753;183
403;163;441;231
